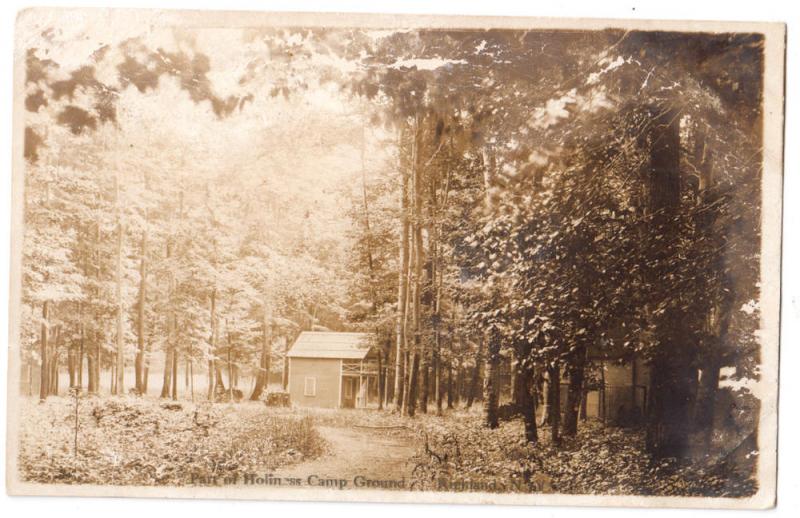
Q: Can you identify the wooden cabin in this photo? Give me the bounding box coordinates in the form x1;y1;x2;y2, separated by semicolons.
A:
286;332;379;409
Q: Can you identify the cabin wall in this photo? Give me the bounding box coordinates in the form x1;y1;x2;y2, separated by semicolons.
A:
288;357;341;408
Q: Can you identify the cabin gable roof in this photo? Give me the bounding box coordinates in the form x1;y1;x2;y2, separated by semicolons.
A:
287;331;375;360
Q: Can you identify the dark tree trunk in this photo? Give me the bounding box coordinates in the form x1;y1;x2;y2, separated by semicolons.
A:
207;289;217;400
68;342;76;389
160;349;173;398
227;330;234;401
466;337;483;408
161;240;175;399
510;359;528;413
77;323;84;389
446;359;454;409
456;365;465;405
692;122;729;446
377;348;384;410
87;337;98;395
643;106;695;458
135;231;147;395
563;347;586;437
420;357;429;414
547;363;561;445
281;337;289;390
406;352;420;417
401;350;411;414
483;330;501;429
113;174;125;395
142;336;151;393
434;343;443;415
393;181;409;411
214;365;226;396
171;345;178;400
48;325;61;396
39;301;49;401
697;358;721;446
250;315;272;401
646;345;695;457
410;114;425;417
519;362;538;444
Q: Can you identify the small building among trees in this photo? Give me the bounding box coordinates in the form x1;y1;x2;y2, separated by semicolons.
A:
286;332;380;409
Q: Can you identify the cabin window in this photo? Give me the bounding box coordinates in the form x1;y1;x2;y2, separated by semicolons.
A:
304;377;316;397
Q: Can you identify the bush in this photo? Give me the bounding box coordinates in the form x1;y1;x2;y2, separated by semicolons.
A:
264;390;290;407
17;397;325;486
409;415;757;497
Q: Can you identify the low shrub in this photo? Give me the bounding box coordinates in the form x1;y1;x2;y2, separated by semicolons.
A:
17;397;326;486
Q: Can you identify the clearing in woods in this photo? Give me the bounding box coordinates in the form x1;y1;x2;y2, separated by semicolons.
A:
273;425;417;489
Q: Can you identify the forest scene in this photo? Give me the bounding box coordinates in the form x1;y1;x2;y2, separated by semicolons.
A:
14;11;766;499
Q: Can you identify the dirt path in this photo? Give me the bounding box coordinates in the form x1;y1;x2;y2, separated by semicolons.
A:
272;425;417;489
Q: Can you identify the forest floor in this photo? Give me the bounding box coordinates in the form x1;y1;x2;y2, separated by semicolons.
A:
15;397;758;497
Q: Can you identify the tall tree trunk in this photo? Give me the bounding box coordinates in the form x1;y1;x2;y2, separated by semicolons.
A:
160;349;173;398
135;231;147;394
68;341;76;389
697;353;722;446
483;329;501;429
643;106;695;458
376;348;384;410
393;132;410;410
215;364;226;396
87;338;97;395
406;351;421;417
510;359;528;413
466;337;482;408
250;309;272;401
39;301;49;401
188;357;194;401
142;336;151;393
548;363;561;445
646;349;695;456
693;123;729;446
208;289;217;400
408;114;426;417
383;355;393;408
480;146;501;428
110;353;116;395
227;327;234;401
401;350;410;415
87;222;101;395
434;340;443;415
420;358;429;413
161;238;176;399
563;347;586;437
446;359;454;410
49;329;60;396
171;345;178;401
282;336;289;390
519;362;538;443
77;321;84;389
113;175;125;395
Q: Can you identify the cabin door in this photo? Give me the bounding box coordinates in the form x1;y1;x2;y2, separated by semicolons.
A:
342;376;356;408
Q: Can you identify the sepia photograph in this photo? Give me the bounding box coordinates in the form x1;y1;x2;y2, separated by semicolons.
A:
6;7;785;509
